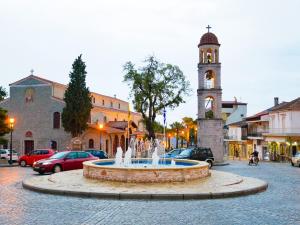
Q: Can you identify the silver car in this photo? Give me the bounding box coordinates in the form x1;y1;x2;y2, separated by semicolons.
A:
291;153;300;167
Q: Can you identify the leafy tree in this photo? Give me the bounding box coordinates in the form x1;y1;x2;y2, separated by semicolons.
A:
182;117;197;146
62;55;93;137
0;86;7;101
123;56;191;139
152;121;164;134
0;88;9;144
170;121;184;148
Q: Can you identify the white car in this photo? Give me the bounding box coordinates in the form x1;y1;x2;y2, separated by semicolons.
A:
291;153;300;167
0;149;19;162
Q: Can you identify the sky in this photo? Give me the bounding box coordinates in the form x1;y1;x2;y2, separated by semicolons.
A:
1;0;300;124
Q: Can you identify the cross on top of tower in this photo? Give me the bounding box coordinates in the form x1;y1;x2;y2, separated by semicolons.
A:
206;25;211;33
30;69;34;75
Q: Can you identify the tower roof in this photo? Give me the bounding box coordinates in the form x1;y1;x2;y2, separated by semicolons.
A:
198;32;220;47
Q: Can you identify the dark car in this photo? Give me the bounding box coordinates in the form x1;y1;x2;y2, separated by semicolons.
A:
32;151;98;174
175;147;214;168
160;149;183;158
84;149;108;159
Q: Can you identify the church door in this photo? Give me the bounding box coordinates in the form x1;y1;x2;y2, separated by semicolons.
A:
24;140;34;154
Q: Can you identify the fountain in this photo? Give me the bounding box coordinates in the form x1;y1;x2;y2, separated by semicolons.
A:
83;137;210;183
24;136;268;199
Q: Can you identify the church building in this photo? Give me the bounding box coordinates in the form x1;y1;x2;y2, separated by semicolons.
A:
0;74;144;157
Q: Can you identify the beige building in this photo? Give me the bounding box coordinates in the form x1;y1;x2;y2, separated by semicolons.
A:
0;75;144;157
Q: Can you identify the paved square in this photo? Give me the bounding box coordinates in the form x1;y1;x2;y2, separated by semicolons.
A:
0;161;299;225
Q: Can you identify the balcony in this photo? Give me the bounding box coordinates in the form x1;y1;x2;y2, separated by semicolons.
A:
224;135;247;141
264;128;300;136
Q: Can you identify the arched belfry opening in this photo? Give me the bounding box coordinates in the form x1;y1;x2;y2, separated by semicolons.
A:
204;70;215;89
205;96;215;119
197;25;224;162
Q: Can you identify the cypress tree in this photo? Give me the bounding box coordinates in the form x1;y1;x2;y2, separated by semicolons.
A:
62;55;92;137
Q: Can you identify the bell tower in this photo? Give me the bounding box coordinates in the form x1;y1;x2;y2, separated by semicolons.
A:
197;25;224;162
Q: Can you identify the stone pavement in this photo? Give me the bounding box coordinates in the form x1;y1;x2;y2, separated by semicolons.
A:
0;161;299;225
22;169;267;199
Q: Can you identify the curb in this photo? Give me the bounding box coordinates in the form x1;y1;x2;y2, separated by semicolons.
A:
214;162;230;166
22;179;268;200
0;164;19;168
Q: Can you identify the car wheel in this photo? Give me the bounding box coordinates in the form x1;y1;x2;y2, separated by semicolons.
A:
207;160;213;169
20;160;27;167
38;171;44;175
53;165;62;173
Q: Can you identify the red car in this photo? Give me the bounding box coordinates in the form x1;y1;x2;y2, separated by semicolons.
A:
19;149;56;167
32;151;97;174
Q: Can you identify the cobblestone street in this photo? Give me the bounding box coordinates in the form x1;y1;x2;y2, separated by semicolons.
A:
0;161;299;225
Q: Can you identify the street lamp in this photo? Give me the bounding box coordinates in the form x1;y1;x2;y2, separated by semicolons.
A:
8;118;15;165
98;123;104;150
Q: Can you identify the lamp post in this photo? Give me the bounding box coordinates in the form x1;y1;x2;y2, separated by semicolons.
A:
8;118;15;165
98;123;104;150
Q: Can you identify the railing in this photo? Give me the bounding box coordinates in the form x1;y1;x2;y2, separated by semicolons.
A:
247;132;264;137
265;128;300;134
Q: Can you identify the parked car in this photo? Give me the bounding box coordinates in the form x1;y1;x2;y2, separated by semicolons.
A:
0;149;19;162
160;149;183;158
32;151;98;174
175;147;214;168
84;149;108;159
19;149;56;167
291;152;300;167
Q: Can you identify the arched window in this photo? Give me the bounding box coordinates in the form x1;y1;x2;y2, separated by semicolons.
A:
206;48;212;64
102;99;105;106
110;102;113;108
205;96;214;119
204;70;215;89
53;112;60;129
89;139;94;148
103;116;107;123
118;103;121;109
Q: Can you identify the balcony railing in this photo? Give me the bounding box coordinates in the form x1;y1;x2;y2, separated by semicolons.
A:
247;132;264;137
265;128;300;134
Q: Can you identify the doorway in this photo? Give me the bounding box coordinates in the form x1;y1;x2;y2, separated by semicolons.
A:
24;140;34;154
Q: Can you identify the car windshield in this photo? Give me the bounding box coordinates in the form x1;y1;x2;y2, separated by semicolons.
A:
50;152;68;159
178;149;192;157
170;149;180;155
294;153;300;157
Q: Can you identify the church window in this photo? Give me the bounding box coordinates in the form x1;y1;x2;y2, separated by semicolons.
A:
206;49;212;64
204;70;215;89
89;139;94;148
102;100;105;106
205;97;214;119
118;103;121;109
53;112;61;129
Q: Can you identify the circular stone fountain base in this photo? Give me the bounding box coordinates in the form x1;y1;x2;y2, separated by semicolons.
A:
83;159;209;183
22;170;268;200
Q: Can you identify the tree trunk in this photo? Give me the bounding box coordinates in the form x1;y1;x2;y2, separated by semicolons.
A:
176;129;179;148
146;120;156;140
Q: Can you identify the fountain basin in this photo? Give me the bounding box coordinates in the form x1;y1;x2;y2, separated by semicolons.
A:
83;159;210;183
